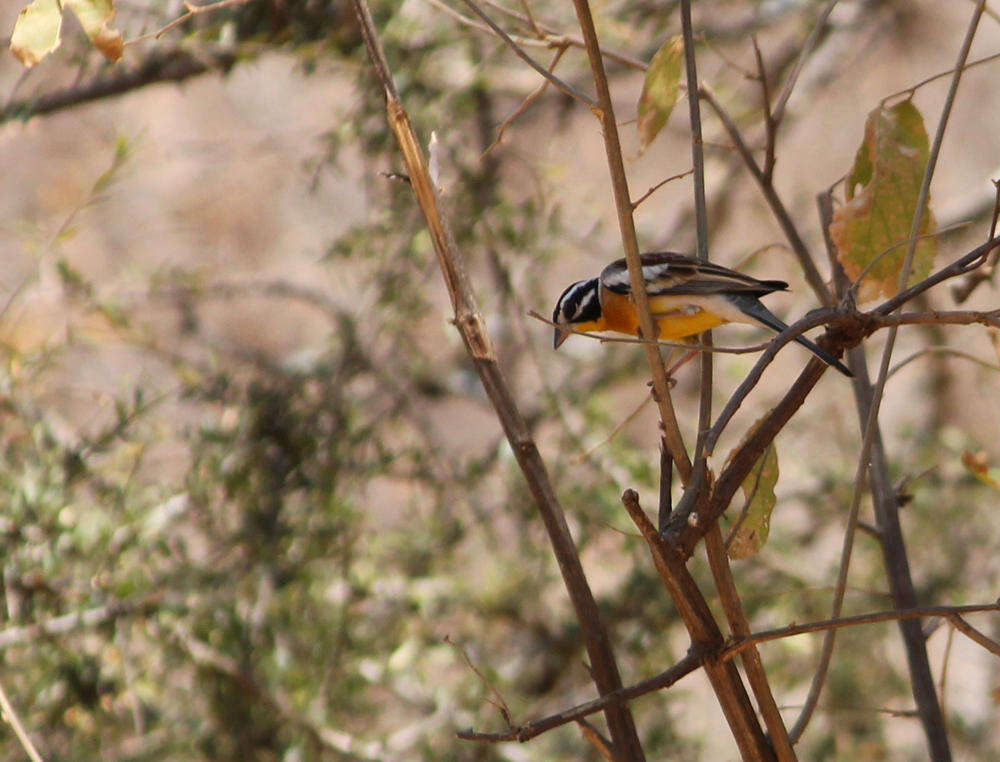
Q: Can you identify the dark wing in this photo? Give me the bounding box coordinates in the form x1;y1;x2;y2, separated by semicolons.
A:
599;252;788;298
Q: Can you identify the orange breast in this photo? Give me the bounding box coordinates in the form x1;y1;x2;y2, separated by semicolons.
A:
600;289;642;335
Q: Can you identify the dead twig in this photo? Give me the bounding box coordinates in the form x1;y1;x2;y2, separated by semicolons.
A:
457;646;706;743
721;601;1000;662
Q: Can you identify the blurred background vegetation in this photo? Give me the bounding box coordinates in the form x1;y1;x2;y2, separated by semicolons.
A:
0;0;998;759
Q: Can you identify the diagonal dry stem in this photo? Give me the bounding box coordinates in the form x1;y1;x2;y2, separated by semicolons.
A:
350;0;646;755
567;0;692;485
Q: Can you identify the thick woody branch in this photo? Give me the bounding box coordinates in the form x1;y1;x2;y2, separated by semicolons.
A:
622;490;774;761
1;48;236;124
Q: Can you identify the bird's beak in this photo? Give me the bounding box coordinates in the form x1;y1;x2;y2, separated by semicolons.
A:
554;326;569;349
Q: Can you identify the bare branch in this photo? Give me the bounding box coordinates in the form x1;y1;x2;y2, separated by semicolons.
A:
126;0;252;45
621;490;772;761
1;48;235;124
478;0;648;70
722;602;1000;662
679;0;716;495
444;636;513;728
0;676;45;762
888;346;1000;379
771;0;839;126
705;526;796;761
751;35;777;182
946;614;1000;657
486;45;569;153
952;179;1000;303
876;234;1000;315
457;646;706;743
880;49;1000;104
577;719;615;760
455;0;596;106
700;85;831;304
631;168;694;209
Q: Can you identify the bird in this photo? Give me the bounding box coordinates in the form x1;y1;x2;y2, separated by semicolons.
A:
551;252;852;377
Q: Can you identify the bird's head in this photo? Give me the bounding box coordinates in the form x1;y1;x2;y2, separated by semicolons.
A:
552;278;602;348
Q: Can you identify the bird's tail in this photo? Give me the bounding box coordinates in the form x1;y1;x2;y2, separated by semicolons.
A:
730;296;852;377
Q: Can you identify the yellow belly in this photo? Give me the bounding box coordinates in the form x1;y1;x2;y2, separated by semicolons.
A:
600;289;727;340
654;310;727;339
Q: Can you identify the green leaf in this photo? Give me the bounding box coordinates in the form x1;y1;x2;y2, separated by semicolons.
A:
10;0;63;67
65;0;122;62
726;437;779;561
829;100;936;302
637;36;683;154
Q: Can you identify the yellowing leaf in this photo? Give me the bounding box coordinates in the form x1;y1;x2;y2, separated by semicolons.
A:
962;450;1000;490
829;100;936;302
725;424;779;560
65;0;122;62
10;0;63;67
637;36;683;154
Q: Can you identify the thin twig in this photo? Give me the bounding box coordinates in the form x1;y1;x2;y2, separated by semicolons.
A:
631;168;694;209
700;85;831;305
939;625;955;722
0;677;45;762
457;646;706;743
486;45;569;153
880;49;1000;104
577;719;616;760
680;0;716;490
887;346;1000;379
946;614;1000;657
952;179;1000;303
876;234;1000;315
751;35;777;182
126;0;252;45
722;601;1000;662
444;635;513;727
772;0;840;124
873;308;1000;329
513;0;544;36
455;0;596;106
478;0;648;69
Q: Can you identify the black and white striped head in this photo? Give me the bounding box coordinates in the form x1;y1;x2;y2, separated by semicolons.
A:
552;278;602;348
